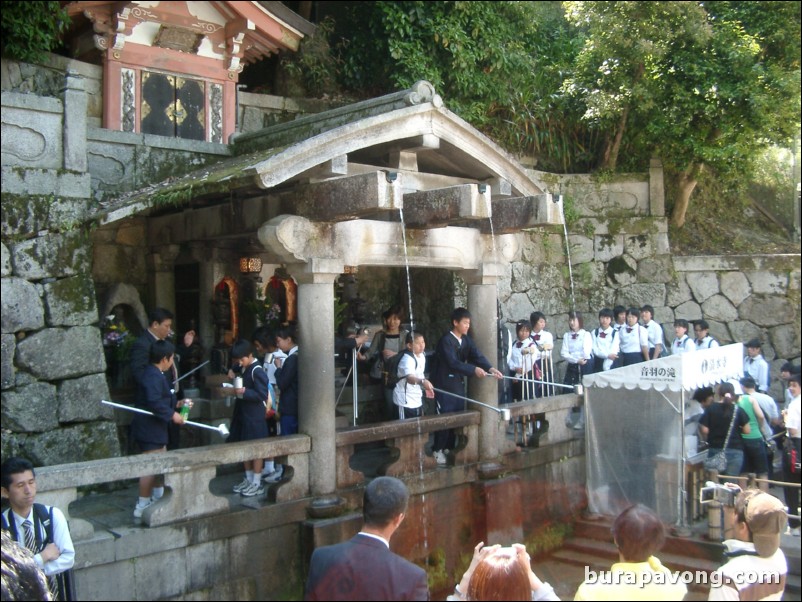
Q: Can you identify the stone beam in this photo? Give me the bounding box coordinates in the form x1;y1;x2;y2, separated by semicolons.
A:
401;184;491;229
278;171;401;222
258;215;520;270
477;194;563;234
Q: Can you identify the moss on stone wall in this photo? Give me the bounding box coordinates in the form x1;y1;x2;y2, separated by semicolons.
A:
606;256;637;283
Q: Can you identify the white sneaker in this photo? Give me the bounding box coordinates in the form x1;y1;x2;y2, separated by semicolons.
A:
133;499;153;518
241;482;265;497
573;422;585;430
791;527;801;537
433;450;447;466
263;466;284;483
233;478;251;493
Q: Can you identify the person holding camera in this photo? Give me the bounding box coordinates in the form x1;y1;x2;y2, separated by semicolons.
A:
708;488;788;600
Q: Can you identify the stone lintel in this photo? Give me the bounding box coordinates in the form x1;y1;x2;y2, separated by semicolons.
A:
402;183;490;229
259;215;519;271
279;171;401;222
478;194;562;234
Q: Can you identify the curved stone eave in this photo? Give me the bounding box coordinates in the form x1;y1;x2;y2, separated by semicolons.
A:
244;103;545;198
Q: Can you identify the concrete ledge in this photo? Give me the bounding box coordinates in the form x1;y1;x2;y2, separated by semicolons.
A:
37;435;311;491
674;254;801;272
2;90;62;112
87;126;231;155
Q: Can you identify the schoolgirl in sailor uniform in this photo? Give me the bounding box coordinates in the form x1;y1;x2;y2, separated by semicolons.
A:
561;311;592;386
618;307;649;366
671;319;696;355
508;320;537;400
590;308;620;372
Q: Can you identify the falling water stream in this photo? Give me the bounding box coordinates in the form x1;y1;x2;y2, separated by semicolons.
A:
398;205;429;567
557;196;577;310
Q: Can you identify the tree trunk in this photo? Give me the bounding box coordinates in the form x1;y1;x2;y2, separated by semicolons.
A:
598;134;612;169
670;163;701;227
606;104;630;171
598;63;643;171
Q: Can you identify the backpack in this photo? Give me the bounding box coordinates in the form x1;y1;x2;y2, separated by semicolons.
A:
384;349;415;389
1;504;76;601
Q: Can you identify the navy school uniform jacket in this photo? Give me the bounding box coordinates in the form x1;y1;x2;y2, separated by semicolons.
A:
131;364;177;446
228;360;270;442
431;332;492;410
275;351;299;417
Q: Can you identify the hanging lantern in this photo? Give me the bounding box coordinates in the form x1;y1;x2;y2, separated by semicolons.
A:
239;256;263;274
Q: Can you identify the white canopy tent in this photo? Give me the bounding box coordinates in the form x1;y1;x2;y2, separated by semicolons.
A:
582;343;744;525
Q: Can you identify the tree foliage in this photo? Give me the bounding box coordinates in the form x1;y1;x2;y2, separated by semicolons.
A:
0;1;69;63
331;1;800;226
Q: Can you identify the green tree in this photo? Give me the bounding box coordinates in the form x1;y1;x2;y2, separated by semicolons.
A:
543;1;799;225
0;1;69;63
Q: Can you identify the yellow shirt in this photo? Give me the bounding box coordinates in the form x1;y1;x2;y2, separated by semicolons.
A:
574;556;688;601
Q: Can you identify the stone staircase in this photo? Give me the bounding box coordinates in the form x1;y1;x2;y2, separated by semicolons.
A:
547;517;800;599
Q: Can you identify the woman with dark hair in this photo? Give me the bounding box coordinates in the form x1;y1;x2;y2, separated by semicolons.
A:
574;504;687;600
364;305;409;420
698;382;751;476
450;543;558;601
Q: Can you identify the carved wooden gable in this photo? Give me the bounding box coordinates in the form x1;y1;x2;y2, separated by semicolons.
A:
65;1;309;143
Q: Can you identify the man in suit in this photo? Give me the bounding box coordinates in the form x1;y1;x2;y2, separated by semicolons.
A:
304;477;429;601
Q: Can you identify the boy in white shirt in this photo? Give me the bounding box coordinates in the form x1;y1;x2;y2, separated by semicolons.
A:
394;332;433;419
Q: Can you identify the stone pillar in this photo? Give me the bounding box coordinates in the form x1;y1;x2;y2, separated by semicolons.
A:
62;70;87;173
195;246;231;351
149;245;180;313
463;264;502;467
292;259;344;508
649;158;665;217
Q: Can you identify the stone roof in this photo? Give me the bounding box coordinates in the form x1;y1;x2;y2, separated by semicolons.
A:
101;81;547;225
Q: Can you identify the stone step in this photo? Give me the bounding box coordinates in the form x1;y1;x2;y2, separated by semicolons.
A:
562;536;720;574
573;518;723;562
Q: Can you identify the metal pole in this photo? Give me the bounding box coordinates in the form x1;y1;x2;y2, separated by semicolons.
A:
352;349;359;425
101;400;229;435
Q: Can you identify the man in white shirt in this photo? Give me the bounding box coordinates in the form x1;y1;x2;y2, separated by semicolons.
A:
744;339;771;393
1;457;74;601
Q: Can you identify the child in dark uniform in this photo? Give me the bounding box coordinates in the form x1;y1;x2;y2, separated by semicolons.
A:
228;340;270;497
131;340;190;518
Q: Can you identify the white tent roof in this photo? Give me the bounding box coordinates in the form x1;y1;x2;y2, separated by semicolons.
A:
583;343;744;392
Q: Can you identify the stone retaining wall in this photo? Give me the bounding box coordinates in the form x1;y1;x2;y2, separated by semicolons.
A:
498;171;800;400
